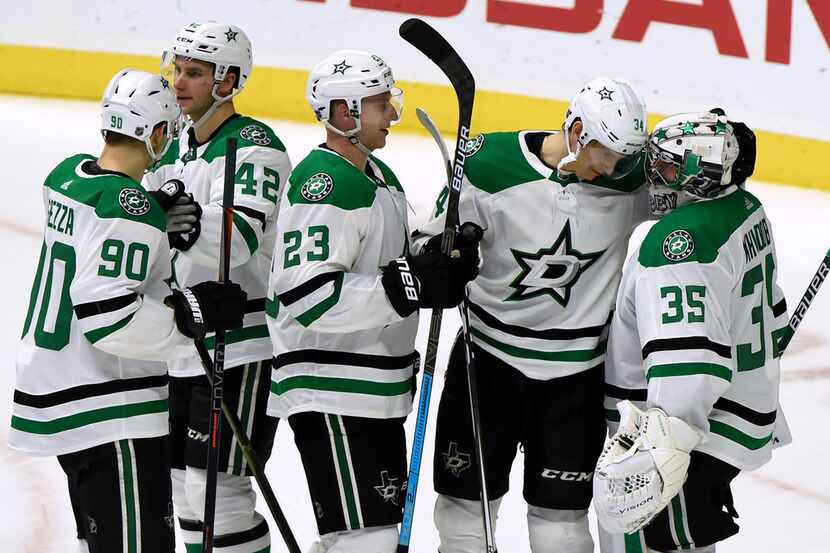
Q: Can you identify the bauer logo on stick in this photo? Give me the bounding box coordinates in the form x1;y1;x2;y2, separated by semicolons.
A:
663;230;695;261
301;173;334;201
119;188;151;216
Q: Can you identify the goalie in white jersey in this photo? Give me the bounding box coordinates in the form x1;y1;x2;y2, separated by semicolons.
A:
265;50;479;553
10;69;247;553
412;77;650;553
142;21;292;553
594;110;791;553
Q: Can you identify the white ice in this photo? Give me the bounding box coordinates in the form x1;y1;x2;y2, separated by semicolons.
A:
0;96;828;552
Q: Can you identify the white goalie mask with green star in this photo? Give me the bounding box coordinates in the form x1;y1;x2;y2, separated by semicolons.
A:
646;111;740;212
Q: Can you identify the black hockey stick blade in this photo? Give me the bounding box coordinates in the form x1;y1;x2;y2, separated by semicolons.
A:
399;18;475;120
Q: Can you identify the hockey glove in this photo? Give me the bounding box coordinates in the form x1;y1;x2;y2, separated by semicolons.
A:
148;179;186;211
165;281;247;339
381;249;478;318
164;180;202;251
422;221;483;281
592;401;704;534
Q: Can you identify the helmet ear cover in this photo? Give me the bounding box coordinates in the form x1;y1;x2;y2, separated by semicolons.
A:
730;121;756;186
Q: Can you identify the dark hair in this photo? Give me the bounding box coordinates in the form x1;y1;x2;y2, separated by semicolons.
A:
103;130;141;146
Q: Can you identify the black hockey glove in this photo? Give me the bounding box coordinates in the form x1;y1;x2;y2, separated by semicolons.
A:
164;180;202;251
381;249;478;318
165;281;247;339
148;178;186;211
422;221;483;282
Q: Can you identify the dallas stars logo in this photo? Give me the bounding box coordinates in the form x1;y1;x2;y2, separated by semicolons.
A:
374;471;403;505
442;442;471;477
596;86;614;101
224;27;238;42
662;229;695;261
332;60;352;75
507;220;604;307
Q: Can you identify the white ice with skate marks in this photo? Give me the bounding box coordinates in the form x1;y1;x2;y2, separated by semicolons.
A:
0;96;827;552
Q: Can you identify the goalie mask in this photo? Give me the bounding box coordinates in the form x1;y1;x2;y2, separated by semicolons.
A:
161;21;253;128
558;77;648;180
306;49;404;155
646;110;756;216
100;69;180;162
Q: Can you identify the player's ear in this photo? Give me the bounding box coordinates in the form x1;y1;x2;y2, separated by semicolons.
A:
568;119;583;150
149;122;168;152
218;70;238;97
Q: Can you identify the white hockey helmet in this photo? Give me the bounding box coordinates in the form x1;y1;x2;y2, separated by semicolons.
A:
559;77;648;179
161;21;252;127
306;49;403;147
100;69;180;161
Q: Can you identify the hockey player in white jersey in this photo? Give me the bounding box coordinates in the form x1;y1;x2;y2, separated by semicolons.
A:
594;110;788;553
265;50;479;552
412;77;651;553
10;69;247;553
142;21;292;553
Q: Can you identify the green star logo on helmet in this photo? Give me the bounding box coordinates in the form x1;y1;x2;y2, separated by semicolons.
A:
662;230;695;261
680;121;696;135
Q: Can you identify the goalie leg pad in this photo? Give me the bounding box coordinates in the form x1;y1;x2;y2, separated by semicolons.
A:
527;506;592;553
434;494;502;553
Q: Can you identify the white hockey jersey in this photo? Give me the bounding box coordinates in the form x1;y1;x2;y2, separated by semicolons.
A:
266;147;418;420
605;186;789;470
11;155;194;456
413;131;649;380
144;115;291;376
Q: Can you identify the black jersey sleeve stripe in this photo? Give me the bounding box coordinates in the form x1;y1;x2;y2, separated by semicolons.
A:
468;301;609;340
14;374;168;409
74;293;139;319
274;350;418;371
772;298;787;317
278;271;343;307
234;204;267;230
713;397;777;426
642;336;732;360
604;384;647;402
245;298;266;314
214;518;269;548
178;518;202;532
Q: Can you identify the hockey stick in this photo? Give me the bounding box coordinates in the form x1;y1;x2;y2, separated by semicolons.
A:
397;20;476;553
193;342;302;553
415;108;497;551
777;247;830;352
201;136;236;553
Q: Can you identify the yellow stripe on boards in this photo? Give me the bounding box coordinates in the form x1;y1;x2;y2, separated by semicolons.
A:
2;44;828;191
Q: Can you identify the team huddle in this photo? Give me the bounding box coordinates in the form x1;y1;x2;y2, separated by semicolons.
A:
10;18;790;553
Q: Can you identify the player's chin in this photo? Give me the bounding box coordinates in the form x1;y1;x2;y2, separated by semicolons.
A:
370;132;388;149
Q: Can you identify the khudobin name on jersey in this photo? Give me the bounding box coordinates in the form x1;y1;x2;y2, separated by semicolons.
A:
413;131;649;380
605;186;790;470
11;155;194;456
266;147;418;419
144;115;292;376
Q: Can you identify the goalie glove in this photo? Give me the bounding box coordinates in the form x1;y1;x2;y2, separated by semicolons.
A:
592;400;704;534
